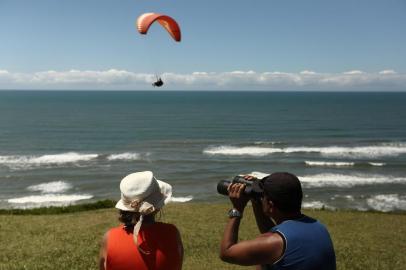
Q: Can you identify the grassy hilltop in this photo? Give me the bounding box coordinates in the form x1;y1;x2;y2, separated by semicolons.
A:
0;202;405;270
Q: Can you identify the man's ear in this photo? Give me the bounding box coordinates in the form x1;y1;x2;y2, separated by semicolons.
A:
263;198;274;215
268;200;275;213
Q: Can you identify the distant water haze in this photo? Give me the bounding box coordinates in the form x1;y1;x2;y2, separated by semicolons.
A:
0;91;405;212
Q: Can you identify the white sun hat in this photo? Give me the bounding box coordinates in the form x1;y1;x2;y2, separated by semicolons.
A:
115;171;172;214
115;171;172;249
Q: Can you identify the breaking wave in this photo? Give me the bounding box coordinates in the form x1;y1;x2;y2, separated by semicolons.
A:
7;194;93;208
368;162;386;166
107;152;141;161
0;151;147;170
298;173;406;188
305;161;355;167
27;181;72;193
0;152;98;170
302;201;335;210
170;196;193;203
203;142;406;158
305;161;387;167
6;180;93;208
366;194;406;212
204;146;281;156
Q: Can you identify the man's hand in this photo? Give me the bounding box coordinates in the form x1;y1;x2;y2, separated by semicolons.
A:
242;175;261;204
243;175;255;181
228;183;250;212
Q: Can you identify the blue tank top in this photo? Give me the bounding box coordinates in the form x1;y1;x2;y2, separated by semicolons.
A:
264;215;336;270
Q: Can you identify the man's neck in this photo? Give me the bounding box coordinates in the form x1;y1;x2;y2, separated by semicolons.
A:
275;211;303;224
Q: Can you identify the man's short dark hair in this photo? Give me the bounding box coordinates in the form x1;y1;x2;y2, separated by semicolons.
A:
262;172;302;213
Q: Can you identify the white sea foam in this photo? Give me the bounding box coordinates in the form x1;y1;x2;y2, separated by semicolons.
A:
170;196;193;203
302;201;335;210
298;173;406;188
305;161;355;167
0;152;98;170
331;195;355;201
203;146;283;156
254;141;280;145
366;194;406;212
368;162;386;166
29;152;98;164
302;201;324;209
27;181;72;193
8;194;93;205
107;152;141;161
203;142;406;158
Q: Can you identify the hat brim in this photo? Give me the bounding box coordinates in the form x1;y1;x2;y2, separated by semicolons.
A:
115;179;172;212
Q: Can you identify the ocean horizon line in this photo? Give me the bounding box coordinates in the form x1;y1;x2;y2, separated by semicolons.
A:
1;89;406;93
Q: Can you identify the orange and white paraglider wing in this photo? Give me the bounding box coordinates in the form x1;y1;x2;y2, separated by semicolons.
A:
136;13;181;42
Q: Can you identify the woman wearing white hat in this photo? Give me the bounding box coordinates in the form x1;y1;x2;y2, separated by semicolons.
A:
99;171;183;270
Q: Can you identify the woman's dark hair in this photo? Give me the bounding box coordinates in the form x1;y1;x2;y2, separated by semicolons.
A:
118;210;140;230
262;172;302;213
118;210;162;233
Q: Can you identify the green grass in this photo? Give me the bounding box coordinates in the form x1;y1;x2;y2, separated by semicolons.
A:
0;202;405;270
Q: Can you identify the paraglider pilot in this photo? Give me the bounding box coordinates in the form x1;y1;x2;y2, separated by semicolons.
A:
152;77;164;87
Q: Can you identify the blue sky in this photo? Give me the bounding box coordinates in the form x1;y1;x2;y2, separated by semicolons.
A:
0;0;405;90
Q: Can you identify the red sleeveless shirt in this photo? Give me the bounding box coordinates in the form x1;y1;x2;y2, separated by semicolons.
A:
106;222;182;270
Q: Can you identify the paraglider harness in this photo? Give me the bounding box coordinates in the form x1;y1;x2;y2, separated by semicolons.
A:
152;76;164;87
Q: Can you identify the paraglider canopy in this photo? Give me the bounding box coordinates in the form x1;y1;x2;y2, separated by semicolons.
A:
136;13;181;42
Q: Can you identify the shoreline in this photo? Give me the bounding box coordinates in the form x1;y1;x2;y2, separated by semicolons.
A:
1;199;405;216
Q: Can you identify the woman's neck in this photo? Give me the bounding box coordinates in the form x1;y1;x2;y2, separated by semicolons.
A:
140;214;156;224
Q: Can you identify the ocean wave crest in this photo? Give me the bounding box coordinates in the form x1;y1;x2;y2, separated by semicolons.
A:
7;194;93;208
107;152;141;161
305;161;355;167
203;146;282;156
0;152;98;170
170;196;193;203
368;162;386;166
366;194;406;212
299;173;406;188
203;142;406;158
29;152;98;164
305;161;388;167
302;201;335;210
316;143;406;158
27;181;72;193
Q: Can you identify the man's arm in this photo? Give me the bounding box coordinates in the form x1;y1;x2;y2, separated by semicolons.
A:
220;215;242;261
219;183;284;266
220;219;284;266
220;183;247;262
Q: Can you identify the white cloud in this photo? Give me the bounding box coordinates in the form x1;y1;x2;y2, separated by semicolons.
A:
30;69;153;85
343;70;365;75
379;70;396;75
0;69;405;91
300;70;317;75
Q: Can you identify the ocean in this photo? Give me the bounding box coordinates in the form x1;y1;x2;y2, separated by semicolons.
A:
0;91;405;212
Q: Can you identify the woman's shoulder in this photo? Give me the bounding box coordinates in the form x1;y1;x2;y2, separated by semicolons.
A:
149;222;179;236
151;222;182;246
154;222;179;231
107;225;126;235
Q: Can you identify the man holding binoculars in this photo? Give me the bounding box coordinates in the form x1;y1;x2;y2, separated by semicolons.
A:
219;172;336;270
